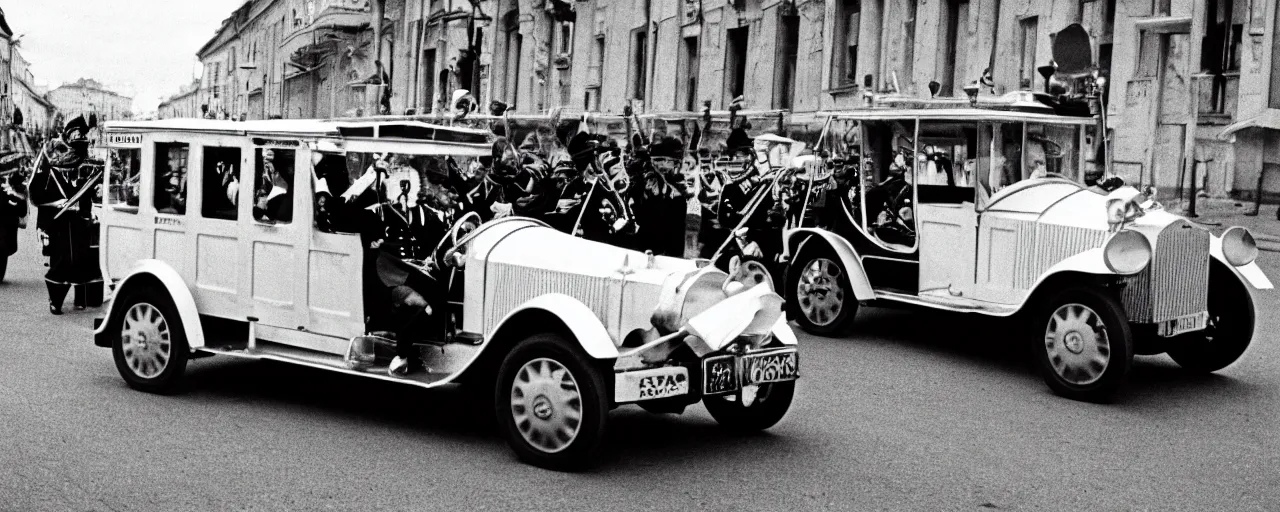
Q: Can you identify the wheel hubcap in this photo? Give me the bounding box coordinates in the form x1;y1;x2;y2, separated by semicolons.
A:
510;358;583;454
797;257;844;327
120;303;172;379
1044;303;1110;386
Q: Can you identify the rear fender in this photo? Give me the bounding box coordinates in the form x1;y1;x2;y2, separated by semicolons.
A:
784;228;876;301
1210;235;1273;290
92;259;204;351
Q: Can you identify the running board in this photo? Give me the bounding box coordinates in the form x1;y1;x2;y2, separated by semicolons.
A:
197;341;455;389
875;290;1019;317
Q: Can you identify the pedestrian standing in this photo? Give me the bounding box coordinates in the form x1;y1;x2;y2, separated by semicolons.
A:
27;116;104;314
0;163;28;283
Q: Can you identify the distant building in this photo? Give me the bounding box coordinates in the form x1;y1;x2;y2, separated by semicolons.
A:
157;79;203;119
48;78;134;123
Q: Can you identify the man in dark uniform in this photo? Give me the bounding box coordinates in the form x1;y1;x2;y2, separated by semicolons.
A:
333;156;449;377
0;154;28;283
629;136;693;257
27;116;103;314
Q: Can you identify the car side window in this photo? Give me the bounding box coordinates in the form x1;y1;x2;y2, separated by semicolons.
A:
108;148;141;213
201;146;241;220
154;142;189;215
254;148;294;224
916;121;977;205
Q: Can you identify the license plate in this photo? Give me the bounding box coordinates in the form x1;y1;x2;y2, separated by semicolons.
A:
742;349;800;386
1158;311;1209;337
614;367;690;403
702;348;799;395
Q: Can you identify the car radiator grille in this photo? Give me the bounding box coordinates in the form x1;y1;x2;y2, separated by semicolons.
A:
482;262;615;336
1121;221;1210;324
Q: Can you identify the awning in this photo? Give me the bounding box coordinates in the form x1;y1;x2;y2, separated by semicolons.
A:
1217;109;1280;142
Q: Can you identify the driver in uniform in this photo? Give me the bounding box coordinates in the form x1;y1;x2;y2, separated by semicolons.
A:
332;155;449;377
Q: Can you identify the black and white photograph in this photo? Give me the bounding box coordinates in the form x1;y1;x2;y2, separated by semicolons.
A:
1;0;1279;509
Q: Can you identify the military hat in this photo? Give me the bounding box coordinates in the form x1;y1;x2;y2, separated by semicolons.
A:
62;115;90;142
567;131;605;171
725;127;753;155
648;136;685;160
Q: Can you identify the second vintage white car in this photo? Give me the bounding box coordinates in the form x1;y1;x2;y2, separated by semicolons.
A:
782;106;1271;401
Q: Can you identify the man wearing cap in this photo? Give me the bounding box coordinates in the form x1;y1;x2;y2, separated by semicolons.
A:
629;136;693;257
27;116;104;314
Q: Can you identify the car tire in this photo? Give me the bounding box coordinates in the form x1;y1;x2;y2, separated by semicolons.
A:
110;287;190;394
1166;266;1255;373
494;333;610;471
788;245;856;336
703;381;795;432
1032;287;1133;402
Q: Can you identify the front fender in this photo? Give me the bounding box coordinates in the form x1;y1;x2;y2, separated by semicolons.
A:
1210;234;1273;290
784;228;876;301
487;293;619;359
1013;248;1126;314
92;259;204;351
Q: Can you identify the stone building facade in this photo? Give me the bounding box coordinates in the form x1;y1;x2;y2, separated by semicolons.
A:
172;0;1280;199
157;80;203;119
47;78;134;122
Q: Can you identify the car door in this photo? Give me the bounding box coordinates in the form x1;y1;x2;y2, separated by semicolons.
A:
915;120;980;299
242;142;309;332
189;136;250;319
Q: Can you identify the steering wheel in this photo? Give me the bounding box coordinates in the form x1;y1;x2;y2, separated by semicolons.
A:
434;211;483;270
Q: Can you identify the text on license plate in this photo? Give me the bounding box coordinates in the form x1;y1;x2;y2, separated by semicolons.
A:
702;348;799;395
1158;311;1209;337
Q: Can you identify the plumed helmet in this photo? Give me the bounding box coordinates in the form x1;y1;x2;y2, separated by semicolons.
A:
567;131;603;171
648;136;685;160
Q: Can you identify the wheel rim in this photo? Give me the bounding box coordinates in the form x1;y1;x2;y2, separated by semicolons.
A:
120;303;172;379
797;257;845;327
510;357;583;454
1043;303;1111;386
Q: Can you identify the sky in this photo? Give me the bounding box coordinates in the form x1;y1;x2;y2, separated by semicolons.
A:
2;0;247;115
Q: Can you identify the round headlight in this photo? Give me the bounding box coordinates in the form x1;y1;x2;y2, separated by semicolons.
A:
1221;226;1258;267
1103;229;1152;274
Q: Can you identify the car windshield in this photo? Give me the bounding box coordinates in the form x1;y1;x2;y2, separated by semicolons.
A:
976;122;1081;205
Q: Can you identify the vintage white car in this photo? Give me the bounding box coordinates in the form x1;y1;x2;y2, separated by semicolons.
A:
783;107;1271;401
90;119;799;470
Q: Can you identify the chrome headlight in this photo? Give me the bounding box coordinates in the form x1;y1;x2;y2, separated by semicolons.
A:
1103;229;1152;274
1221;226;1258;267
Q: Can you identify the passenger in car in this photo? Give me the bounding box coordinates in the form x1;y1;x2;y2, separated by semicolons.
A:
253;149;293;223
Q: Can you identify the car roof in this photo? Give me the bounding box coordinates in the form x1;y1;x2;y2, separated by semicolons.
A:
101;118;493;143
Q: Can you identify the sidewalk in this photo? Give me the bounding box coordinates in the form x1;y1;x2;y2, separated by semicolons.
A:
1162;195;1280;252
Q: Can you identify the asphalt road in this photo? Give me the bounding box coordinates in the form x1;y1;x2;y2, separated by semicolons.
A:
2;231;1278;511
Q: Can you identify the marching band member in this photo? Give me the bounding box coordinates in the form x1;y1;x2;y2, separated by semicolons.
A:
27;116;103;315
629;136;693;257
0;157;27;283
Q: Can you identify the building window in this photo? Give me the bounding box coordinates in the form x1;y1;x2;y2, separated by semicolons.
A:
558;22;574;55
505;25;522;108
1135;31;1160;79
422;49;436;111
901;0;917;90
1018;17;1038;89
589;35;605;87
677;36;700;111
630;28;648;101
833;0;861;87
776;15;799;109
1271;0;1280;108
725;26;749;101
937;0;968;97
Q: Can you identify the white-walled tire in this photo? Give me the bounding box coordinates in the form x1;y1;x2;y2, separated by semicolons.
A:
1032;287;1133;402
110;287;190;394
789;246;856;336
495;333;610;471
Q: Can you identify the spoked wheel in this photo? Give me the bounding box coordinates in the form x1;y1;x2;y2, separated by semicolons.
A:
496;333;610;471
1033;287;1132;402
789;246;855;336
111;288;189;394
1167;264;1255;373
703;381;795;432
